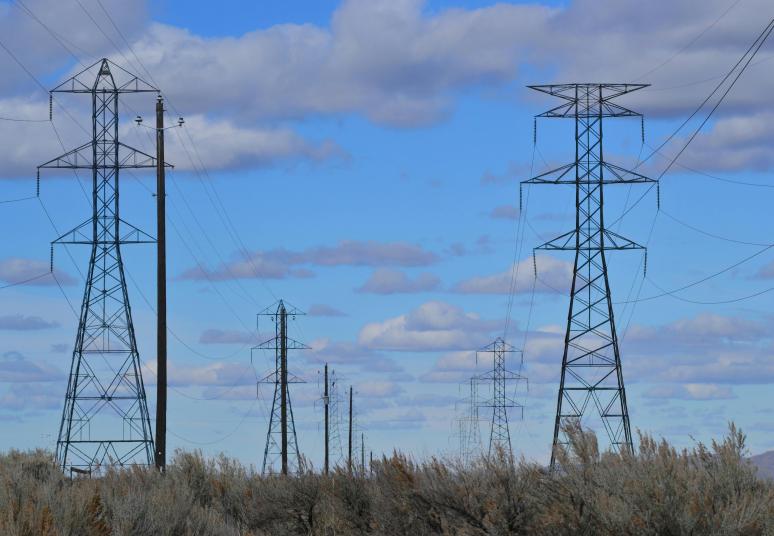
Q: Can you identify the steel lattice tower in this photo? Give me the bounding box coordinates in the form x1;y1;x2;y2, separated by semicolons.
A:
521;84;656;469
255;300;308;475
39;59;166;473
473;338;525;456
455;377;483;462
328;369;345;468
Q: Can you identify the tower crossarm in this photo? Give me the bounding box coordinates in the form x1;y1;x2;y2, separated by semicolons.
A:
51;58;158;94
534;229;644;251
38;142;172;170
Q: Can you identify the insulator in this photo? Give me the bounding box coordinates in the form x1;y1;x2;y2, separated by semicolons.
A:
657;182;661;211
532;251;538;279
48;94;53;121
533;118;537;145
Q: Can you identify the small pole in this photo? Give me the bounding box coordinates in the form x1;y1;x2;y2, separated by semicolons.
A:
348;386;353;474
324;363;329;475
280;303;288;476
154;94;167;472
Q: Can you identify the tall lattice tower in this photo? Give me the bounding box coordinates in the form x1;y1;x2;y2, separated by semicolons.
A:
255;300;308;475
474;338;526;456
522;84;656;469
40;59;165;473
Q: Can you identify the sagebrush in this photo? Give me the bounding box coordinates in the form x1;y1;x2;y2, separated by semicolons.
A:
1;424;772;535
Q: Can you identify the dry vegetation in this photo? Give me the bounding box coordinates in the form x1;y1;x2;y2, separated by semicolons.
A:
1;424;772;535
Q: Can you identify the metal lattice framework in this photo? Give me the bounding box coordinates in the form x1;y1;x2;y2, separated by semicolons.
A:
455;377;483;462
328;370;346;468
522;84;656;469
255;300;308;475
40;59;169;473
473;338;526;456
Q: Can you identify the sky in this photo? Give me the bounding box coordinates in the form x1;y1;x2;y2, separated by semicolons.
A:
0;0;774;470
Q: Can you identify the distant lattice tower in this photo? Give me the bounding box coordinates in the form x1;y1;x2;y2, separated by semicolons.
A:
40;59;168;474
521;84;656;470
473;338;526;456
255;300;308;475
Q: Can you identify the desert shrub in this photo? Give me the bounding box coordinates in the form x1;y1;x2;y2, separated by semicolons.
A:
0;424;771;535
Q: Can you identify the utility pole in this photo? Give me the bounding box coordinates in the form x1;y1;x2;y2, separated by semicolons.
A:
348;386;353;474
41;59;167;474
324;363;329;475
522;84;656;470
154;94;167;472
472;339;526;456
256;300;308;475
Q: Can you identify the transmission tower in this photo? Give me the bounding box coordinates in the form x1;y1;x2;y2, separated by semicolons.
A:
455;377;483;462
521;84;656;469
40;59;167;474
473;338;526;456
328;370;345;467
255;300;308;475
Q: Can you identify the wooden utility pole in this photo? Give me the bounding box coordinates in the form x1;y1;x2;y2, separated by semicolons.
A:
324;363;329;475
154;94;167;472
348;386;353;474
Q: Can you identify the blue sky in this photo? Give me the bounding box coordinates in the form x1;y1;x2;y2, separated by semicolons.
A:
0;0;774;469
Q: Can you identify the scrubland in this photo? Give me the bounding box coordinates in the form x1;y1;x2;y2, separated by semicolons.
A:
0;424;772;535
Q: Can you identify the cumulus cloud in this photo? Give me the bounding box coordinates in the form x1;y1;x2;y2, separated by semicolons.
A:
199;329;260;345
0;314;58;330
143;360;253;388
489;205;520;221
356;268;440;294
0;351;63;382
358;301;498;351
643;383;736;401
452;255;571;295
129;0;552;127
0;258;75;286
180;240;438;281
164;114;342;171
307;304;347;317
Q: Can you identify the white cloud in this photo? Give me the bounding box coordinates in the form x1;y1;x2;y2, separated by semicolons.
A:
356;268;440;294
358;301;498;351
180;240;438;281
452;255;571;295
643;383;736;401
0;351;63;382
0;257;75;286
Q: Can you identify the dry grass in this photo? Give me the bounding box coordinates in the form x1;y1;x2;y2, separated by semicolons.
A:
1;424;772;535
